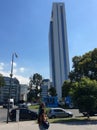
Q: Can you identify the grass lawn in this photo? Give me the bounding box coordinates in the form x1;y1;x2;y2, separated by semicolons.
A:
35;116;97;124
29;104;50;113
29;105;39;109
48;116;97;123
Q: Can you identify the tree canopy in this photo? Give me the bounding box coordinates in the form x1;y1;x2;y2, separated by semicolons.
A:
28;73;43;101
62;48;97;116
0;73;5;87
69;48;97;82
48;86;57;96
72;77;97;115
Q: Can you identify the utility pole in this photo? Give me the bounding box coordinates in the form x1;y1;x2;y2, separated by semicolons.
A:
6;53;18;123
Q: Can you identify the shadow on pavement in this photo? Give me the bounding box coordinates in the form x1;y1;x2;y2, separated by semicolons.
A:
51;117;97;125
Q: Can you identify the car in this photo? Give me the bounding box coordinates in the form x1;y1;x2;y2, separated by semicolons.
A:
48;107;73;118
9;108;38;121
26;102;31;107
3;103;14;109
18;103;28;109
80;110;97;116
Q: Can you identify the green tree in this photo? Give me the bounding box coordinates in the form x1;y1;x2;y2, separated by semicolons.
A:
62;80;79;98
27;89;36;102
62;80;71;98
48;86;57;96
0;73;5;87
63;48;97;116
69;48;97;82
29;73;42;100
0;74;5;94
72;77;97;117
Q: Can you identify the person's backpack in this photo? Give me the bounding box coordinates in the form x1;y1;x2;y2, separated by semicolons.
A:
42;120;50;129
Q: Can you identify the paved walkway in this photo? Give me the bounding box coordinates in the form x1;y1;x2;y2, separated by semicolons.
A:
0;120;97;130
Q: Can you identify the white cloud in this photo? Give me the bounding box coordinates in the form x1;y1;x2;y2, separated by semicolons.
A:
14;74;29;85
13;62;17;67
10;62;17;67
19;67;25;73
0;71;10;77
0;62;29;85
0;70;29;85
13;68;17;74
0;62;5;70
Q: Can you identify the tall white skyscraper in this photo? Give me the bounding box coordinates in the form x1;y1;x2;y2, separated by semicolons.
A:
49;2;70;98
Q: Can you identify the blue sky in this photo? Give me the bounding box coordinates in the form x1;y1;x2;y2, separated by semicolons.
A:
0;0;97;84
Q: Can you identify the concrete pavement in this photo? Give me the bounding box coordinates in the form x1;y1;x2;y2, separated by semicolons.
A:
0;120;97;130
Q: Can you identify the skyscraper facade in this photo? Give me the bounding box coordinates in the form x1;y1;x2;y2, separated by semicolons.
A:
49;2;70;98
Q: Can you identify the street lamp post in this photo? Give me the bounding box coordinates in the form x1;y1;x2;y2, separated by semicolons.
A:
6;53;18;123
